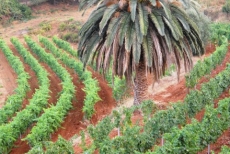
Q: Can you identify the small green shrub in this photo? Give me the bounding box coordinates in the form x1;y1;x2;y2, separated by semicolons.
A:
58;19;82;43
112;76;127;102
164;64;176;76
39;22;52;32
61;33;78;43
222;0;230;15
59;23;68;32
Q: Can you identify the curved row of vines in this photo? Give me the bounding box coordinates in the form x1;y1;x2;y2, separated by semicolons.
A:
0;36;103;153
0;38;50;153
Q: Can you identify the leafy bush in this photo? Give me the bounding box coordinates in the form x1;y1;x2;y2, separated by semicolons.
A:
61;32;78;43
0;0;32;20
112;76;127;102
39;22;52;32
58;19;82;43
222;0;230;15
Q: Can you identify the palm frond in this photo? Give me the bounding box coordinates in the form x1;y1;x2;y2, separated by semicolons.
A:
125;22;135;52
132;33;141;64
79;0;102;11
130;0;137;22
164;28;173;53
81;32;100;66
159;0;172;20
170;4;191;32
172;15;183;39
143;32;153;67
163;17;179;40
118;13;131;46
150;28;162;68
149;13;165;36
135;15;143;43
99;4;119;34
138;3;149;36
79;5;106;36
105;17;122;47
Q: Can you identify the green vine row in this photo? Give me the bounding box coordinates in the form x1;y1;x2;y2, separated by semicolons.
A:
53;36;78;58
210;23;230;45
26;135;74;154
185;37;228;88
0;39;30;125
152;98;230;153
23;36;75;147
219;145;230;154
40;36;100;119
0;38;50;154
81;62;230;153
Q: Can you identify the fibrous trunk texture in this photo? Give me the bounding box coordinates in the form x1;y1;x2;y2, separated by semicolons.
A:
133;61;148;105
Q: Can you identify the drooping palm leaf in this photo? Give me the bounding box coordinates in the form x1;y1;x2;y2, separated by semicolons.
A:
78;0;204;83
130;0;137;21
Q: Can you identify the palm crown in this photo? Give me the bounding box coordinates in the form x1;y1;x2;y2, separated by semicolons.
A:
78;0;204;104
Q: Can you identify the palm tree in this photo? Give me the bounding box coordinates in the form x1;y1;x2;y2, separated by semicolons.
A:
78;0;204;105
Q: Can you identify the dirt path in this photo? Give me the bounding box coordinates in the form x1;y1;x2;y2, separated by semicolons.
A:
0;49;17;108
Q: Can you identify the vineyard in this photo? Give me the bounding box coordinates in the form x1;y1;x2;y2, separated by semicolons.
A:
0;22;229;153
0;1;230;153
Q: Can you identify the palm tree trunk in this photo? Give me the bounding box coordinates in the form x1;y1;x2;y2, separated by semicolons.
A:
133;61;148;105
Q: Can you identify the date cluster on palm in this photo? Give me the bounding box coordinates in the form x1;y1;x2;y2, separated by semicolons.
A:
78;0;204;104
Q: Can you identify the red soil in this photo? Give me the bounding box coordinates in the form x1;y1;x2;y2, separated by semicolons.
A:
0;48;17;108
